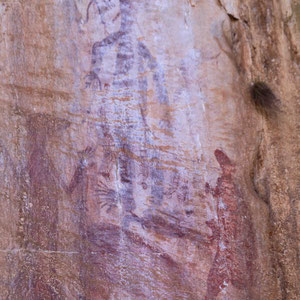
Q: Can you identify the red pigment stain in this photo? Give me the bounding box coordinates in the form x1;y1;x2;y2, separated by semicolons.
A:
205;149;256;300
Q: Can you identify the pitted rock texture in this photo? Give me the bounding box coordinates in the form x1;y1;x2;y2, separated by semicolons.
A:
0;0;299;299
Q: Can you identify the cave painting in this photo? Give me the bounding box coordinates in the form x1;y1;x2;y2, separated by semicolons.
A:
80;2;258;298
72;2;215;297
205;149;256;299
84;0;173;227
10;112;70;299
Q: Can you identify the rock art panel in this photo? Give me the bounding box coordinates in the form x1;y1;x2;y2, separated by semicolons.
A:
1;0;299;299
205;150;256;300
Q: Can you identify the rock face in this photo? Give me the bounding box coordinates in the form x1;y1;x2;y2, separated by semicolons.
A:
0;0;299;299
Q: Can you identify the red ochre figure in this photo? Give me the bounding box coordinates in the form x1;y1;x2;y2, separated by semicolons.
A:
205;149;256;300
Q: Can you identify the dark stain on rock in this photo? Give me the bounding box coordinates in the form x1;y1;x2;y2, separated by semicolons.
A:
249;81;280;117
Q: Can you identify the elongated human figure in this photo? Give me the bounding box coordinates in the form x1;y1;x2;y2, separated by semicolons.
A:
85;0;172;227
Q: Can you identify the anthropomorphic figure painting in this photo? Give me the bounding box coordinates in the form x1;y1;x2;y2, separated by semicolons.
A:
9;113;70;299
84;0;172;227
67;1;212;297
205;150;256;300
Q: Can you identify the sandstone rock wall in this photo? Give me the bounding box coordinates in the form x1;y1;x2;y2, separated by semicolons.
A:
0;0;299;299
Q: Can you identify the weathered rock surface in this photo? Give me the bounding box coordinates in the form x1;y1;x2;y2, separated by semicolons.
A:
0;0;299;299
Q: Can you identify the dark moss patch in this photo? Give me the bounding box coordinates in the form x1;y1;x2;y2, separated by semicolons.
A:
249;81;280;117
